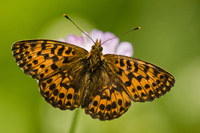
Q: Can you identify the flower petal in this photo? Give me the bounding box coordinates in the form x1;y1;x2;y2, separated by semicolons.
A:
115;42;134;56
58;38;66;42
101;33;119;54
80;32;93;51
66;34;84;48
90;29;104;42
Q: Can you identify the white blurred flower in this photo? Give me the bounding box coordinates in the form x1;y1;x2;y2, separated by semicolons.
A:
59;29;133;56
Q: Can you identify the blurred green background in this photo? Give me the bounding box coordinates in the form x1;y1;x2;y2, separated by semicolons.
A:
1;0;200;133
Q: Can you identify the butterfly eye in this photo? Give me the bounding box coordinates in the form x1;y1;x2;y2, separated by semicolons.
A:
92;45;95;50
99;47;103;51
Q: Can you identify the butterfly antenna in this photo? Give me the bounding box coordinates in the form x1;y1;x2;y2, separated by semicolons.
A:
63;14;96;44
101;27;141;45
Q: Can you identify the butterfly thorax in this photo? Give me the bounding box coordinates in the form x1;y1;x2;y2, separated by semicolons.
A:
87;39;104;72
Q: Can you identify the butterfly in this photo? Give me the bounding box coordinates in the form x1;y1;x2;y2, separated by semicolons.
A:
12;15;175;121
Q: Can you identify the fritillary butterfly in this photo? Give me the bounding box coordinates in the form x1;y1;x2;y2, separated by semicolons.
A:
12;15;175;120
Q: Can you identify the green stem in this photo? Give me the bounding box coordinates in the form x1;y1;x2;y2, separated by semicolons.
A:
68;108;80;133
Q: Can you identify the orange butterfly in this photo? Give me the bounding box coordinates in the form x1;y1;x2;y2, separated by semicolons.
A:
12;15;175;120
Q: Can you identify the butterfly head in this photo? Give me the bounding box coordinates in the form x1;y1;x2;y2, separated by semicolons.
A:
91;39;103;52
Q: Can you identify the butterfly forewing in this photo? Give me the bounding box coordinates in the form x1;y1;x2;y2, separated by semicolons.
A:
12;39;88;110
104;54;175;102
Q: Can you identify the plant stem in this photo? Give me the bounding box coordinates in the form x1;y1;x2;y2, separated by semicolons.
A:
68;108;80;133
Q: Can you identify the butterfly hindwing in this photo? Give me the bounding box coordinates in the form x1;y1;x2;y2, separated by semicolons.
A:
104;54;175;102
12;39;89;110
83;66;131;120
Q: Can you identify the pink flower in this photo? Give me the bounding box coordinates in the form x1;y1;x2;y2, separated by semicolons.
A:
59;29;133;56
